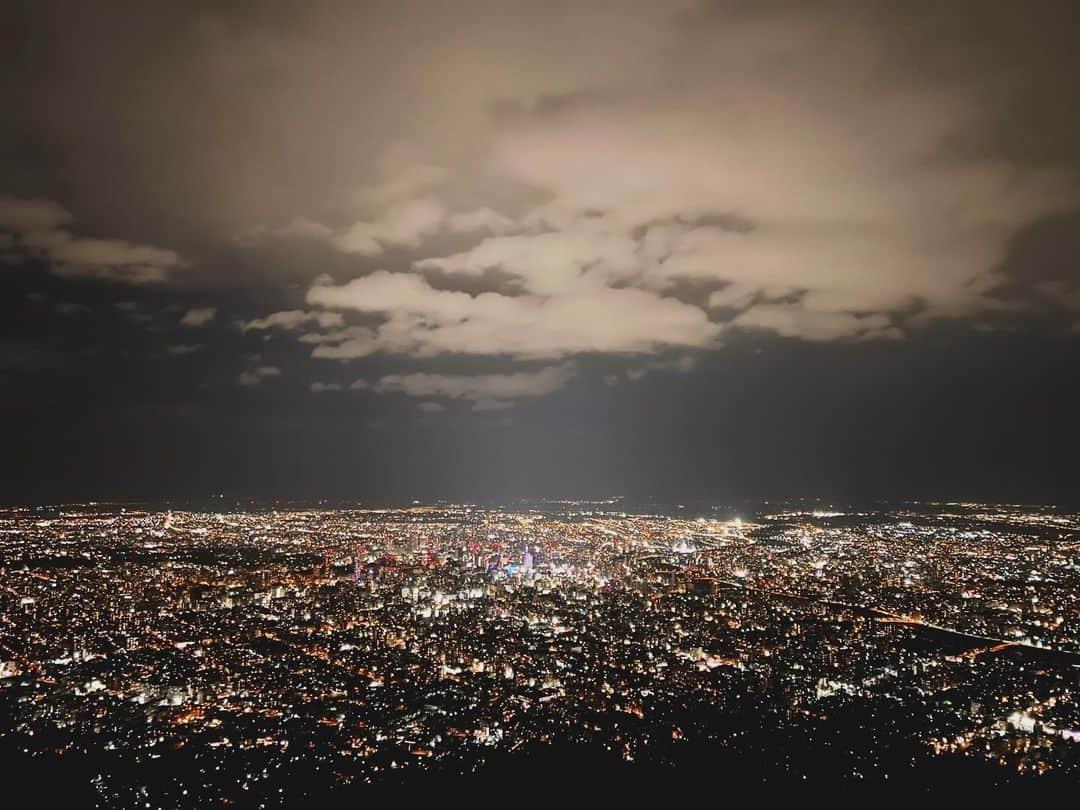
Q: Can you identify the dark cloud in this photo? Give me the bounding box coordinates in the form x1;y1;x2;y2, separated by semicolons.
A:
0;1;1078;501
994;212;1080;291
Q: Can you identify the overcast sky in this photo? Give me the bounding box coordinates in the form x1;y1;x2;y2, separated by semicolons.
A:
2;1;1078;505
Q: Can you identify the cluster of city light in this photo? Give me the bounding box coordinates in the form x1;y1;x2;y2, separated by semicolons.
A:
0;502;1076;804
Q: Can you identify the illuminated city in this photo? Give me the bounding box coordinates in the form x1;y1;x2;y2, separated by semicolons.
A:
4;0;1080;803
1;501;1076;802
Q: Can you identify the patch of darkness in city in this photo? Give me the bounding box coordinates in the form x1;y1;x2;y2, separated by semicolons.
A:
2;1;1080;803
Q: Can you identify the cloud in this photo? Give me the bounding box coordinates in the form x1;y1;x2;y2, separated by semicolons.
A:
166;344;204;356
22;229;182;268
333;197;446;255
348;378;372;390
309;271;467;317
235;217;334;245
180;307;217;327
237;365;281;386
323;193;518;257
417;400;445;412
414;227;640;295
352;156;448;210
222;6;1075;411
50;263;172;284
446;207;517;235
374;364;574;406
309;381;343;392
306;270;718;359
244;310;344;332
8;3;1075;325
1;194;185;284
0;194;72;231
624;354;698;382
475;15;1073;339
11;3;1073;415
731;305;897;342
275;217;334;240
308;327;380;360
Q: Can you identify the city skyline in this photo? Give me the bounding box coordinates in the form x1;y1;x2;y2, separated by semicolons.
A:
2;1;1079;504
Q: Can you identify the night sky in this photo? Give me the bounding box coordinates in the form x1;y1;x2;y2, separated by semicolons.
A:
2;1;1078;505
